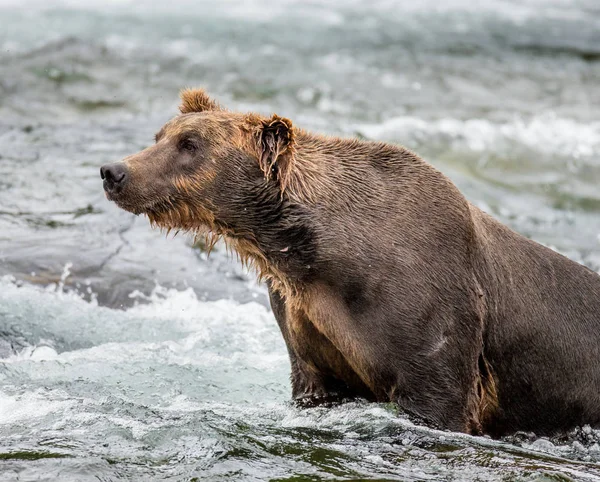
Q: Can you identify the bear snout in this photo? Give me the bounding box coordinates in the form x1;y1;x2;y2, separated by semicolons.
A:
100;163;128;194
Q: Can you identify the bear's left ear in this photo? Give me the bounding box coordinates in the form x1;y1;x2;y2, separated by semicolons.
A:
255;114;296;193
179;88;222;113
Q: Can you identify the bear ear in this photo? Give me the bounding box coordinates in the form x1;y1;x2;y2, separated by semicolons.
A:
179;88;222;113
255;114;296;192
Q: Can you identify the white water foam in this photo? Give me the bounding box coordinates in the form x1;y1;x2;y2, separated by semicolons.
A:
0;390;76;425
0;275;288;411
357;114;600;161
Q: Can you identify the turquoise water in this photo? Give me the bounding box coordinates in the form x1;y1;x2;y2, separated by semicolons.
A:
1;1;600;480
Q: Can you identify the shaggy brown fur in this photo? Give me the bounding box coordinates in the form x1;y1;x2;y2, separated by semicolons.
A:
102;88;600;437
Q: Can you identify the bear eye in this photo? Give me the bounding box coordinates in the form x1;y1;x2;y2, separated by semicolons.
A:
178;138;197;153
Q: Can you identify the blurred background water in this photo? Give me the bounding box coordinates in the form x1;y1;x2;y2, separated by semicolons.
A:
1;0;600;480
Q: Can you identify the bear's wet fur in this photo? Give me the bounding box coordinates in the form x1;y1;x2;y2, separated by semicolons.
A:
101;88;600;437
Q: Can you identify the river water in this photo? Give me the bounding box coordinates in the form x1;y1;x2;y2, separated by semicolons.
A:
1;0;600;480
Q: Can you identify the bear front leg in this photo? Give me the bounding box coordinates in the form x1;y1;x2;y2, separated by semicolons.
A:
298;281;487;433
268;284;358;406
288;357;345;406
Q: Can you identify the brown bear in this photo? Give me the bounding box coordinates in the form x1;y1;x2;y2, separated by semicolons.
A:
101;88;600;437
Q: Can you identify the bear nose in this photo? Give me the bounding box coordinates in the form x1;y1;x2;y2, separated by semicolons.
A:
100;163;127;192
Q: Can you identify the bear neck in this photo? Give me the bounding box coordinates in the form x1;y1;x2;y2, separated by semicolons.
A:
208;163;317;296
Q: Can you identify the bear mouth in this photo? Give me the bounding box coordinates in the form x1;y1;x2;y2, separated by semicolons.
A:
145;197;216;234
107;194;146;216
108;189;216;234
107;190;173;217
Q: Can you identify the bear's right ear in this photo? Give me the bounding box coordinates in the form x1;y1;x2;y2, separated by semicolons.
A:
179;88;222;113
253;114;296;193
